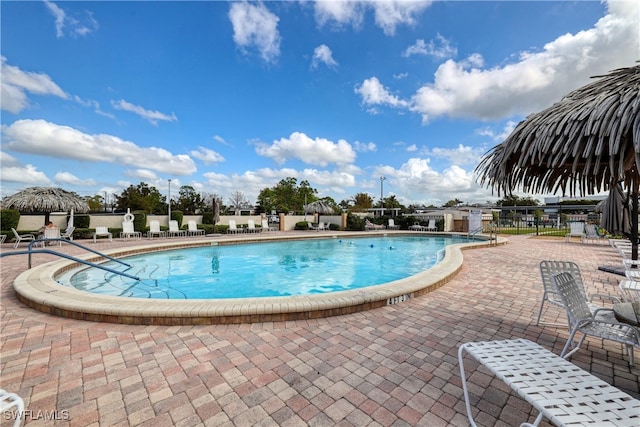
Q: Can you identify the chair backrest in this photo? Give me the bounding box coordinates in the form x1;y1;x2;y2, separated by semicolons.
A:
428;219;435;228
169;220;180;231
228;220;237;230
122;221;135;232
187;220;198;231
261;219;269;229
96;226;109;235
389;219;395;227
44;228;60;239
62;226;75;236
150;220;161;232
569;222;584;235
539;260;589;303
11;228;19;238
247;220;256;229
552;272;594;326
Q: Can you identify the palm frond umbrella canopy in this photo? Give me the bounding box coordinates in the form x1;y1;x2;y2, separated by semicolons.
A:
1;187;89;225
476;64;640;256
303;200;336;215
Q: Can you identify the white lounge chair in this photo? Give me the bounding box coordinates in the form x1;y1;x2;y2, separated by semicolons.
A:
536;260;619;326
387;219;399;230
167;220;186;238
583;223;605;244
308;222;319;231
261;219;277;232
147;220;166;238
61;226;75;241
553;271;640;367
0;388;25;427
187;220;205;236
565;221;585;242
425;219;436;232
246;220;259;233
11;228;35;249
93;226;112;243
365;219;385;231
227;220;241;234
42;227;61;247
120;221;142;240
318;222;329;231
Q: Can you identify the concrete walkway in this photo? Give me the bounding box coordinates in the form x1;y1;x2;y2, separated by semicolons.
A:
1;234;638;426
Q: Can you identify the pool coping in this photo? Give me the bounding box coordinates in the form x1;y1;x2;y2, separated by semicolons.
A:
13;232;506;324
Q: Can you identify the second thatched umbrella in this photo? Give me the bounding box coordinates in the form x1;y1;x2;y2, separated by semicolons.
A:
1;186;89;225
476;64;640;257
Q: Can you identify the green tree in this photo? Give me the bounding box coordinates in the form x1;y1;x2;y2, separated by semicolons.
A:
351;192;373;212
115;182;165;214
443;198;463;208
256;177;318;214
86;194;104;212
175;185;205;214
497;195;540;206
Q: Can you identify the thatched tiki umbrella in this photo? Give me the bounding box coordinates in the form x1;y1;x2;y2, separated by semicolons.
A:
476;64;640;257
304;200;336;223
1;186;90;225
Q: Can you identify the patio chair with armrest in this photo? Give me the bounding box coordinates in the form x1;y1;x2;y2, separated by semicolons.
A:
11;228;35;249
187;220;205;236
227;220;241;234
120;221;142;240
93;226;112;243
61;226;75;241
553;271;640;367
246;220;259;233
536;260;620;326
583;223;605;244
167;220;186;238
387;219;399;230
425;219;436;232
565;221;585;242
147;220;165;239
42;227;62;247
261;219;277;232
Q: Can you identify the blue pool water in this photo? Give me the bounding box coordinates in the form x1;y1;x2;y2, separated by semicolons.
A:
59;236;471;299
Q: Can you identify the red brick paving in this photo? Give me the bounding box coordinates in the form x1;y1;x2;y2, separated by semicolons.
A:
1;234;639;426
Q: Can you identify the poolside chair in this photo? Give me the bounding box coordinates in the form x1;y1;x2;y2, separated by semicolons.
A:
227;220;241;234
11;228;35;249
60;226;75;241
584;223;605;244
120;221;142;240
43;227;61;247
93;226;112;243
246;220;259;233
167;220;186;238
0;388;25;427
261;219;277;232
387;219;399;230
425;219;436;232
619;280;640;302
147;220;165;239
536;260;620;326
308;222;320;231
553;272;640;367
565;221;585;242
187;220;205;236
318;222;329;231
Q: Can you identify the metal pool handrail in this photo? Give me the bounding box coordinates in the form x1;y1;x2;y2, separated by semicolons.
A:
1;238;140;281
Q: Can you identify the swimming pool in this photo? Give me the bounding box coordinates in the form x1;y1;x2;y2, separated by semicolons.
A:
59;236;465;299
13;232;501;324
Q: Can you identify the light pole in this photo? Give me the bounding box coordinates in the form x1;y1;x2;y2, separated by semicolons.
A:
380;176;386;216
168;179;172;222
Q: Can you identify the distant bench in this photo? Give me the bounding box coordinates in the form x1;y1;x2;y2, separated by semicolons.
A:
458;339;640;426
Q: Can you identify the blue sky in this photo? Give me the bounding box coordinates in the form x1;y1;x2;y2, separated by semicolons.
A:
1;0;638;207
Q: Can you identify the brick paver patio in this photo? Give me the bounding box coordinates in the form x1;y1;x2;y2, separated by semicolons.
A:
1;233;638;426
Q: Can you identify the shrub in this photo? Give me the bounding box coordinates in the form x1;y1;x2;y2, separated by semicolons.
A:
171;210;183;227
1;209;20;231
294;221;309;230
74;214;91;228
133;211;146;231
345;213;365;231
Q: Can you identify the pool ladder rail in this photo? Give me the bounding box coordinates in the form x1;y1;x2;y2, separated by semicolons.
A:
1;238;141;281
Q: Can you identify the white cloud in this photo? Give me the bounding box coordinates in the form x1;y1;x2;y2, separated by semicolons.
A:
0;152;51;185
229;1;281;63
255;132;357;167
190;146;225;165
314;0;432;35
355;77;409;109
111;99;177;126
54;171;97;186
0;57;68;114
125;169;159;181
428;144;483;166
43;0;99;38
311;44;338;69
402;35;457;59
2;119;196;175
353;141;377;152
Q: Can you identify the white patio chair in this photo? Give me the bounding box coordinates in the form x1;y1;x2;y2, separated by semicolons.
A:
425;219;436;232
11;228;35;249
147;220;165;239
227;220;241;234
61;226;75;241
93;226;112;243
583;223;605;244
387;219;399;230
120;221;142;240
553;271;640;367
187;220;205;236
246;220;259;233
43;227;61;247
307;222;319;231
261;219;277;232
167;220;186;238
0;389;24;427
619;280;640;302
536;260;619;326
565;221;585;242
